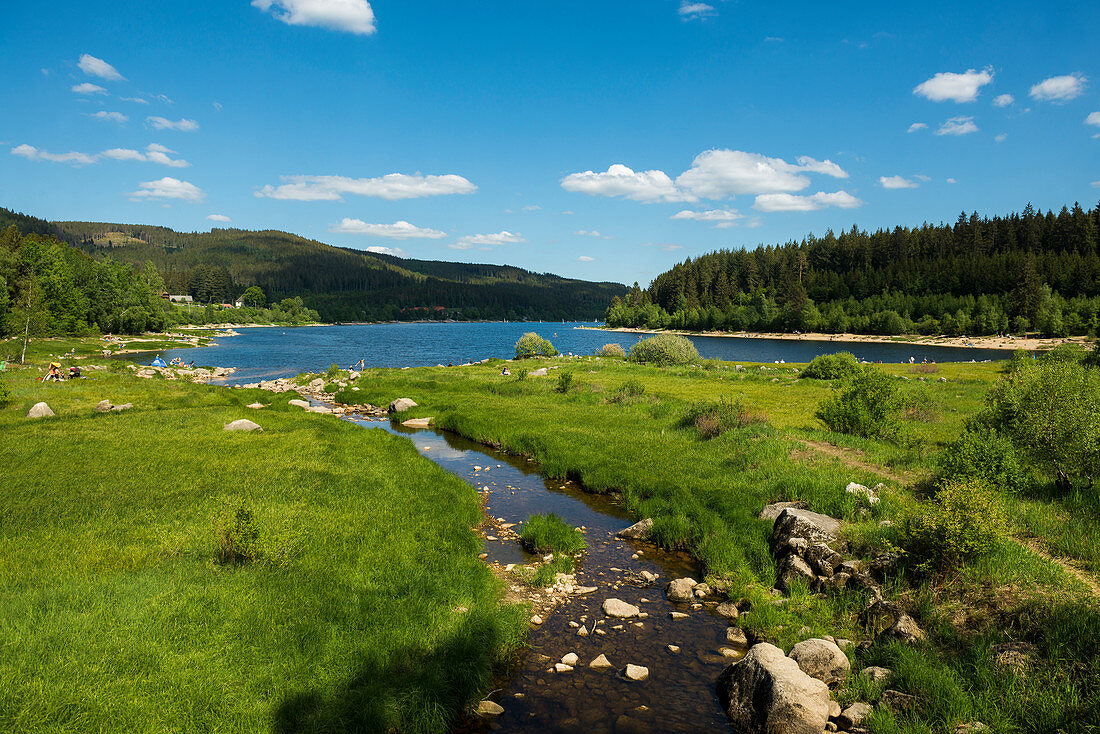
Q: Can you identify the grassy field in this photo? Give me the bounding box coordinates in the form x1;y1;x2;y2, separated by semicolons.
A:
0;357;525;733
334;354;1100;733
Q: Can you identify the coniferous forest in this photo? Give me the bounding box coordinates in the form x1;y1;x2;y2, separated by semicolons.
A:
607;202;1100;337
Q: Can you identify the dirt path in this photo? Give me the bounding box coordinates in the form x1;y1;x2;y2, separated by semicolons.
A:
1022;538;1100;600
790;439;911;484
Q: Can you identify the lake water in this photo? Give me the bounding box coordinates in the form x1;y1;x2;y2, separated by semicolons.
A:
156;323;1016;382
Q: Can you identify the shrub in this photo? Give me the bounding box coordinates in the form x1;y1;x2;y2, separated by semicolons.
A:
217;504;262;565
325;363;342;379
902;479;1007;573
1038;343;1090;365
598;343;626;359
627;333;700;366
520;513;586;554
554;371;575;393
801;352;862;380
815;370;906;441
514;332;558;359
0;376;12;408
937;426;1027;492
680;397;764;438
606;379;646;404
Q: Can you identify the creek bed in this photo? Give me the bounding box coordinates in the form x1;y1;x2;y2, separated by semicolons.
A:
348;416;738;733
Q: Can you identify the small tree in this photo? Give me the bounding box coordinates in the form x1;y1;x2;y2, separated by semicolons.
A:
515;332;558;359
627;333;700;366
241;285;266;309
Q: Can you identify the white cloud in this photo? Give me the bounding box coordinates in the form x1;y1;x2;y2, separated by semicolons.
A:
1029;73;1087;102
121;96;149;104
146;116;199;132
89;111;128;123
71;82;107;95
11;144;97;166
574;230;604;237
207;214;232;222
913;174;931;182
935;116;979;136
561;164;687;203
450;231;524;250
993;93;1014;107
913;68;993;102
995;133;1008;143
521;204;541;211
1092;181;1100;188
252;0;376;35
670;208;743;227
678;2;716;19
577;255;596;262
212;101;223;112
256;173;477;201
100;143;189;168
330;219;446;239
879;175;918;189
78;54;125;81
946;178;958;184
128;177;205;202
794;156;849;178
642;243;684;252
365;245;408;257
752;190;863;212
1086;112;1100;128
907;122;928;133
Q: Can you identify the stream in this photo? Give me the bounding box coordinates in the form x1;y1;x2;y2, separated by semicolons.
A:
345;415;738;733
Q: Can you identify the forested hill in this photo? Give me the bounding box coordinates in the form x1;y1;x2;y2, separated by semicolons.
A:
608;202;1100;337
0;209;626;322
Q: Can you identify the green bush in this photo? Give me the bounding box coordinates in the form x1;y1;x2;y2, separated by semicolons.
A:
554;371;575;393
815;370;905;441
514;332;558;359
680;397;764;438
0;376;12;407
520;513;586;554
217;504;262;565
606;379;646;404
324;363;342;379
1038;343;1091;365
937;426;1028;492
598;343;626;359
801;352;863;380
902;479;1007;573
627;333;700;366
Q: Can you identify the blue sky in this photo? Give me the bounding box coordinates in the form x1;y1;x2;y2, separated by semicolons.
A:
1;1;1098;286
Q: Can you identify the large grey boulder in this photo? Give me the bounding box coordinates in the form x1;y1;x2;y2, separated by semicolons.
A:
803;543;844;577
388;398;418;413
758;501;809;521
602;598;640;618
224;419;262;432
287;399;310;409
775;554;816;593
839;701;873;729
617;518;653;540
308;378;325;391
788;638;851;685
716;642;830;734
528;367;548;377
94;400;113;413
665;577;698;602
401;417;433;428
769;508;841;555
26;402;55;418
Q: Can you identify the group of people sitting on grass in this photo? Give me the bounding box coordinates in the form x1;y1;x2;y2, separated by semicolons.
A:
42;362;81;382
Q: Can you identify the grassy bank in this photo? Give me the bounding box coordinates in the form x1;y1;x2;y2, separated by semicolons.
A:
335;355;1100;733
0;360;525;733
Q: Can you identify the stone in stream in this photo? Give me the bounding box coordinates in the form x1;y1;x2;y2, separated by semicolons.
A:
588;654;613;671
716;642;830;734
388;397;418;413
669;611;689;620
530;615;543;625
306;406;332;414
402;417;433;428
561;652;579;667
26;402;55;418
665;577;698;602
476;700;504;717
554;663;574;673
602;598;640;618
224;419;262;432
725;627;748;646
788;638;851;685
577;625;589;637
667;645;681;654
617;518;653;540
623;664;649;681
715;600;740;620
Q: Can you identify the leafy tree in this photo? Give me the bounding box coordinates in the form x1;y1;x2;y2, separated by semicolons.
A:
241;285;266;308
514;332;558;359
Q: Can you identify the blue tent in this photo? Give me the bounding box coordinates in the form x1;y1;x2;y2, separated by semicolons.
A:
152;357;167;368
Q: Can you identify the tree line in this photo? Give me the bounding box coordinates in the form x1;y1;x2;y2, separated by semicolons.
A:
607;202;1100;337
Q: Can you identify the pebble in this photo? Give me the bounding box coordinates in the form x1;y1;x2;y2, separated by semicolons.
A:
589;654;613;671
561;653;579;666
669;612;689;620
555;663;574;673
530;615;543;625
624;664;649;681
667;645;681;653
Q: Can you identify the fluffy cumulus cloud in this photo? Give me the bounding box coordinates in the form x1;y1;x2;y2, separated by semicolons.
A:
907;122;928;133
257;173;477;201
642;243;684;252
574;230;603;237
78;54;125;81
678;2;716;19
879;175;918;189
365;245;408;257
146;116;199;132
71;82;107;95
128;177;205;202
913;68;993;103
1086;112;1100;128
100;143;190;167
752;191;862;212
330;219;446;239
560;164;685;203
89;111;128;123
1029;73;1087;102
450;231;524;250
207;214;232;222
993;93;1014;107
670;208;743;228
995;133;1008;143
935;116;979;136
252;0;376;35
11;144;97;166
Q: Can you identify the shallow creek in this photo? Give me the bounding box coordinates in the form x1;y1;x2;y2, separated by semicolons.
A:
347;415;738;733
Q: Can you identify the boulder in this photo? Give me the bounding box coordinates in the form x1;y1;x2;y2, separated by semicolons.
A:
111;403;133;412
758;501;809;521
769;508;841;557
529;368;548;377
224;419;262;432
716;642;830;734
561;653;579;666
287;399;310;409
715;600;740;620
868;552;901;581
788;638;851;686
401;417;434;428
803;543;844;577
624;664;649;681
665;577;698;602
839;702;873;729
476;700;504;717
306;406;332;414
726;627;748;646
602;598;640;618
617;518;653;540
308;378;325;390
388;398;418;413
861;665;893;684
246;402;265;409
94;400;113;413
26;402;55;419
775;554;816;593
880;689;918;714
845;482;880;505
865;600;925;644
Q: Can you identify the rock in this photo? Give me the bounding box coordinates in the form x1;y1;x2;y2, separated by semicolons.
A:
880;689;918;714
759;500;810;521
94;400;113;413
617;518;653;540
111;403;133;412
624;664;649;681
639;570;659;583
667;644;681;653
803;543;844;577
305;406;332;414
868;553;901;581
865;600;925;644
554;663;574;673
716;642;830;734
401;417;434;428
776;554;816;593
726;627;748;646
26;402;55;418
530;615;543;625
845;482;880;505
788;638;851;685
576;625;588;637
839;702;873;729
588;654;613;671
308;378;325;390
715;600;740;620
669;611;689;620
529;368;548;377
287;399;310;408
246;402;265;409
602;598;640;618
693;582;712;597
561;653;579;666
828;700;841;719
665;577;698;602
861;666;893;684
224;419;262;432
388;398;418;413
991;642;1038;674
770;508;841;554
476;700;504;717
955;722;990;733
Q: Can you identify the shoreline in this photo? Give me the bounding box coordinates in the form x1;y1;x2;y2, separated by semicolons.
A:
580;326;1092;352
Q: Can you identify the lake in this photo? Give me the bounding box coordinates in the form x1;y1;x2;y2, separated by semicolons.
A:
155;323;1017;383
